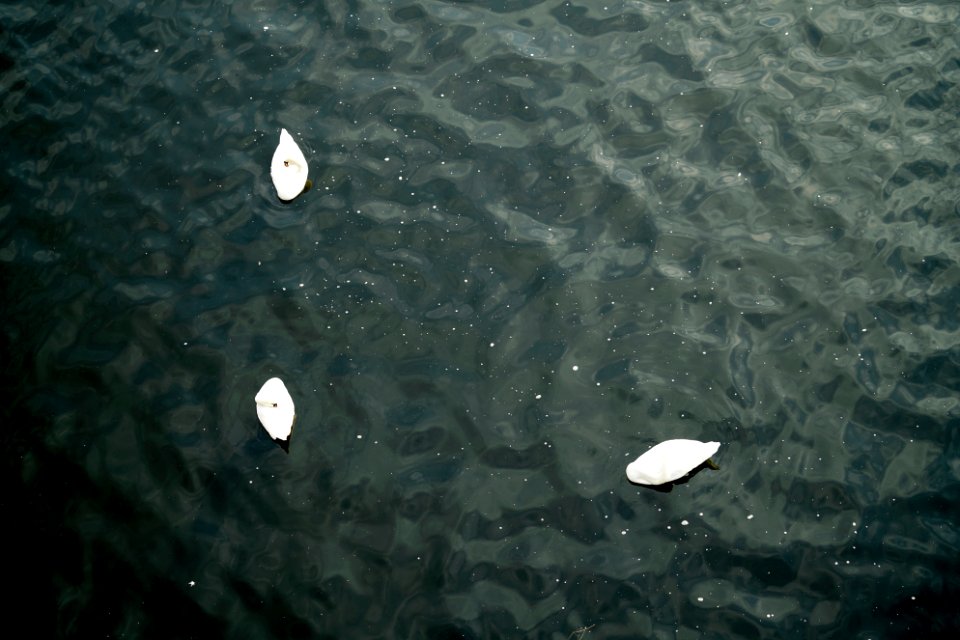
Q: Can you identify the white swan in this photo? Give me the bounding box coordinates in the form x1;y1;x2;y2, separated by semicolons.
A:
626;439;720;485
270;128;308;201
255;377;296;441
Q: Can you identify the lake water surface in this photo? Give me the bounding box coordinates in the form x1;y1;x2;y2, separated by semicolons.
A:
3;0;959;638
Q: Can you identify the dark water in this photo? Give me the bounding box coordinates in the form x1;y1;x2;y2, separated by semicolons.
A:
3;0;959;637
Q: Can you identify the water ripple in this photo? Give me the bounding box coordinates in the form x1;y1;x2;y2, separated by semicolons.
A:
3;0;959;637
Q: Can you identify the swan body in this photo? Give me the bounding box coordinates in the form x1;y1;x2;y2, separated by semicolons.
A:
270;128;308;201
626;439;720;485
255;377;296;441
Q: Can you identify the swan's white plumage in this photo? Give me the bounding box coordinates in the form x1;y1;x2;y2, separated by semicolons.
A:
270;128;308;201
625;439;720;485
255;377;295;441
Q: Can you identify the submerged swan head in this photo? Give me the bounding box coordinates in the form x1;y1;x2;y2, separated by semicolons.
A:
626;439;720;486
270;128;308;201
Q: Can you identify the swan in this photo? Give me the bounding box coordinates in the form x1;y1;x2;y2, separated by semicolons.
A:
255;377;296;442
626;439;720;485
270;128;308;201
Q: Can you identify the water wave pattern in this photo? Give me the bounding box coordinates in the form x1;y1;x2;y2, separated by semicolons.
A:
3;0;959;637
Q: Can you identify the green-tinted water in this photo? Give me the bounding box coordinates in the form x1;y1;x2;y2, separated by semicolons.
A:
3;1;959;637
